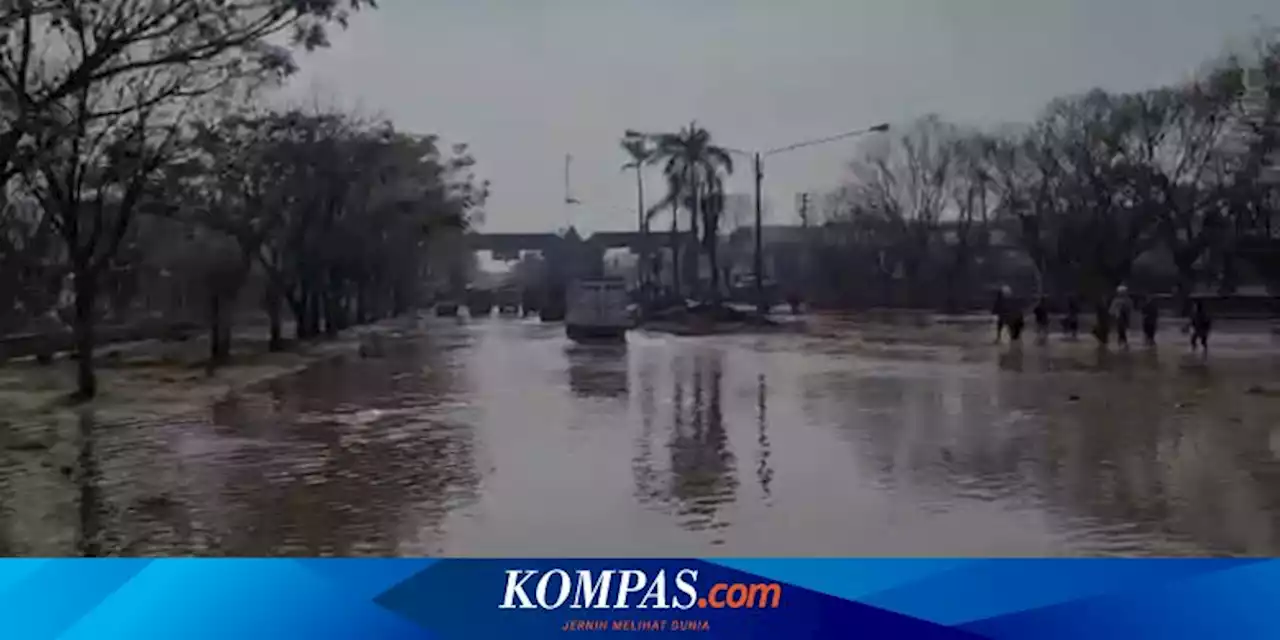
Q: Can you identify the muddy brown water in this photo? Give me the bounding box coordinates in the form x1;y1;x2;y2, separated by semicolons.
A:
6;314;1280;556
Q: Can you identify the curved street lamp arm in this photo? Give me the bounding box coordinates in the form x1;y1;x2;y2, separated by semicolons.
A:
762;123;890;158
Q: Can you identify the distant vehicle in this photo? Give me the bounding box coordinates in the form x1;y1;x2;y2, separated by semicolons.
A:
497;286;521;315
435;300;459;317
521;289;542;317
540;303;566;322
467;288;494;317
566;277;631;343
540;285;567;322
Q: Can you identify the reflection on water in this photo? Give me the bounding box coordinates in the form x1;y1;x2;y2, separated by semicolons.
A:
666;350;737;538
77;412;101;557
6;314;1280;556
73;326;483;556
804;327;1280;555
756;374;773;501
565;344;629;399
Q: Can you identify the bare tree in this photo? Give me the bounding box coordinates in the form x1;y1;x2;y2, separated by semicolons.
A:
941;130;999;308
20;69;193;398
0;0;376;187
846;115;956;305
1;0;376;398
1120;85;1235;304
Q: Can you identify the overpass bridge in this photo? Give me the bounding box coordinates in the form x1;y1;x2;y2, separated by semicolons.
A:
457;227;698;306
466;227;693;262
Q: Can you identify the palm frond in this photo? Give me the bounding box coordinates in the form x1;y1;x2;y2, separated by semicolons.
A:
620;138;651;164
645;198;674;222
705;145;735;175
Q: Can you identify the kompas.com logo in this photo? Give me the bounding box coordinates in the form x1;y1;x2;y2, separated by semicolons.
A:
498;568;782;610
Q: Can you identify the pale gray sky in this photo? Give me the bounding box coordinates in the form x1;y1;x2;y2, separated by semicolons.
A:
284;0;1279;234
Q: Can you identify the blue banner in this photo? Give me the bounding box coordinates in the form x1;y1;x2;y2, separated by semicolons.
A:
1;558;1275;639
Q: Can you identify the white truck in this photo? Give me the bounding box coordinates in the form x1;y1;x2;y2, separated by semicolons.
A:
566;277;632;342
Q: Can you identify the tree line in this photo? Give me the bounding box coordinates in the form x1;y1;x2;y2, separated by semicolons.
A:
620;31;1279;312
809;31;1280;311
0;0;488;399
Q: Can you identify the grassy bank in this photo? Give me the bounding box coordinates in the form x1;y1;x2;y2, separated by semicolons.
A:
0;317;409;555
0;319;407;433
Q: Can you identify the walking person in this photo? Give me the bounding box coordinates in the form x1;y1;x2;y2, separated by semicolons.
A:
1062;295;1080;340
1111;285;1133;348
1188;299;1212;353
1005;297;1026;343
1141;296;1160;346
1093;298;1112;347
1032;296;1051;344
992;285;1010;343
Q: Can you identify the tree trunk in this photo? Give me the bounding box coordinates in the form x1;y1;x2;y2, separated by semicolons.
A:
391;286;404;316
635;166;647;289
207;290;232;370
669;209;681;298
323;284;341;337
355;283;369;324
687;185;700;299
308;289;323;338
297;286;316;340
208;293;221;367
289;287;310;341
219;307;233;363
707;220;720;302
73;269;97;400
266;283;284;352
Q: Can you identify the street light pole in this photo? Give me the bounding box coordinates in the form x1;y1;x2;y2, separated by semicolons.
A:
753;152;765;314
744;122;889;315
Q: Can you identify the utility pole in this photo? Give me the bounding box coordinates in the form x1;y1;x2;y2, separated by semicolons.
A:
753;152;765;315
797;192;811;228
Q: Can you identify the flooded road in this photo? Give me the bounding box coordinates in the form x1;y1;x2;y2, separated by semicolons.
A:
16;315;1280;556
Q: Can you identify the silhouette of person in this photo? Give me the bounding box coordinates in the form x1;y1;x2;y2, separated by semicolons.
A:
1188;299;1212;353
1062;295;1080;340
1005;297;1025;342
1093;299;1112;346
1032;296;1050;343
1111;286;1133;348
1141;296;1159;346
992;285;1010;343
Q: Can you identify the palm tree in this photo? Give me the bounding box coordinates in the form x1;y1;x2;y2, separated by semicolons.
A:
620;137;653;288
647;169;689;298
699;173;727;299
645;123;735;302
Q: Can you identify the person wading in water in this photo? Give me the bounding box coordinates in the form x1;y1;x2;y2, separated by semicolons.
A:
1032;296;1051;344
1187;299;1212;353
1062;295;1080;340
992;285;1011;343
1141;296;1160;346
1111;285;1133;348
1093;298;1112;347
1005;294;1026;343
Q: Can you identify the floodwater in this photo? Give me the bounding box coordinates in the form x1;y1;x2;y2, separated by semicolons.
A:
10;314;1280;556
